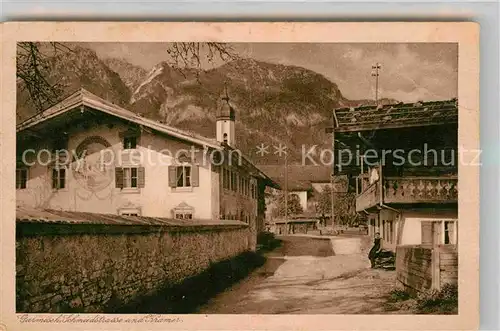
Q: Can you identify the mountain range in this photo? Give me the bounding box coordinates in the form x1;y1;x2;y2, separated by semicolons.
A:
16;46;396;165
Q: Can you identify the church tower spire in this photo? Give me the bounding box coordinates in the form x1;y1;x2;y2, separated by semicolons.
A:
216;83;236;146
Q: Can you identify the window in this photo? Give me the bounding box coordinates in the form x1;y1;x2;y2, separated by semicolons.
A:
16;168;28;189
123;136;137;149
115;167;145;189
383;220;394;244
230;171;237;191
444;221;456;244
123;167;138;188
421;220;457;245
389;221;394;244
175;213;193;220
119;208;141;216
169;165;198;189
251;182;258;199
223;133;228;144
52;167;66;189
176;166;191;187
223;167;230;190
172;202;194;219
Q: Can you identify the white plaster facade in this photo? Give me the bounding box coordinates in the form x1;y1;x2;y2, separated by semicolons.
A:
16;89;272;227
367;208;458;252
17;121;217;219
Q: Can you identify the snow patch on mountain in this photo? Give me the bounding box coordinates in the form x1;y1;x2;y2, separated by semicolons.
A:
133;65;164;96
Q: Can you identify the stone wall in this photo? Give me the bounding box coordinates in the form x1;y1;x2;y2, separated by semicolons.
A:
16;222;250;313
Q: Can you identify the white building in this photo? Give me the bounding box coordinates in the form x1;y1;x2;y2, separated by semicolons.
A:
16;88;277;238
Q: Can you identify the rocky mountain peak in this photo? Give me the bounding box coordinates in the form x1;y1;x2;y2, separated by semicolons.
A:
17;46;394;165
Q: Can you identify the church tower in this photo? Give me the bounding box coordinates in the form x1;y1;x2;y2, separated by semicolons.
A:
216;86;236;147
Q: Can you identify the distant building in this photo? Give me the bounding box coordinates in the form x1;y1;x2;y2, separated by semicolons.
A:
260;165;332;218
259;165;354;234
16;88;277;245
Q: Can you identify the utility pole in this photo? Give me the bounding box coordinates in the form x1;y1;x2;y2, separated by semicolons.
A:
331;115;335;230
284;149;288;234
371;63;381;105
325;110;337;230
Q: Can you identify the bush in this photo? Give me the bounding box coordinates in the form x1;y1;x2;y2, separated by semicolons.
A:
416;283;458;314
257;231;281;251
388;289;411;302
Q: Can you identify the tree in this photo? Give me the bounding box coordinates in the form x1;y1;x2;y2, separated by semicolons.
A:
17;42;237;113
316;184;360;226
270;191;304;218
17;42;70;113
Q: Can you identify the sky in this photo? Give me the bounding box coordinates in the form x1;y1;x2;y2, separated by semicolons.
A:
85;42;458;103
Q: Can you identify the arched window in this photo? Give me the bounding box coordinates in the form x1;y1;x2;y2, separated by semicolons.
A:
223;133;228;144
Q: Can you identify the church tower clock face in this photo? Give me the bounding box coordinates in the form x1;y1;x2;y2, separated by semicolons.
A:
72;136;113;192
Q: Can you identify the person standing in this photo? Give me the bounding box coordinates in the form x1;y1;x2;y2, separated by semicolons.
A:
368;232;382;268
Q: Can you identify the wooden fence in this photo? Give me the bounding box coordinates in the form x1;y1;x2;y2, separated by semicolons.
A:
396;245;457;294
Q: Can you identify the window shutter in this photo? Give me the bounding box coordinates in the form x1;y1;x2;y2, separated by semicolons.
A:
168;166;177;187
421;222;433;245
191;165;199;187
138;167;145;188
115;167;124;188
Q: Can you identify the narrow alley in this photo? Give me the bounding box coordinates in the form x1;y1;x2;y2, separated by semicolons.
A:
197;234;405;314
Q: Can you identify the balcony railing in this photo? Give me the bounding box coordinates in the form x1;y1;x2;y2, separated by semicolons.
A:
384;176;458;204
356;176;458;211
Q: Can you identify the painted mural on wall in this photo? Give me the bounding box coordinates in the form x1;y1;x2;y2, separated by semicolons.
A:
17;134;123;211
72;136;114;193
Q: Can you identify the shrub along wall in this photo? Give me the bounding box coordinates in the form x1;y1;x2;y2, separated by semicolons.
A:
16;221;250;313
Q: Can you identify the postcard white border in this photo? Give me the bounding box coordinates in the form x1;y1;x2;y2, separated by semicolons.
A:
1;22;479;331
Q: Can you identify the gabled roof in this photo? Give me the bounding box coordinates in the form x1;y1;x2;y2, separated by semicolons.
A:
16;88;278;187
17;88;222;149
332;99;458;133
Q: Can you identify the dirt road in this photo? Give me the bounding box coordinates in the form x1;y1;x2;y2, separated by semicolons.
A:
197;235;401;314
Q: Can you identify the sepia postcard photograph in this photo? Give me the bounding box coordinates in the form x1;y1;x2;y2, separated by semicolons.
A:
0;22;479;331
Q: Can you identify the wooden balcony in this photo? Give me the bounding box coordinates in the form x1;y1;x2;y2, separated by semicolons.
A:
356;176;458;212
356;182;380;212
384;176;458;204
